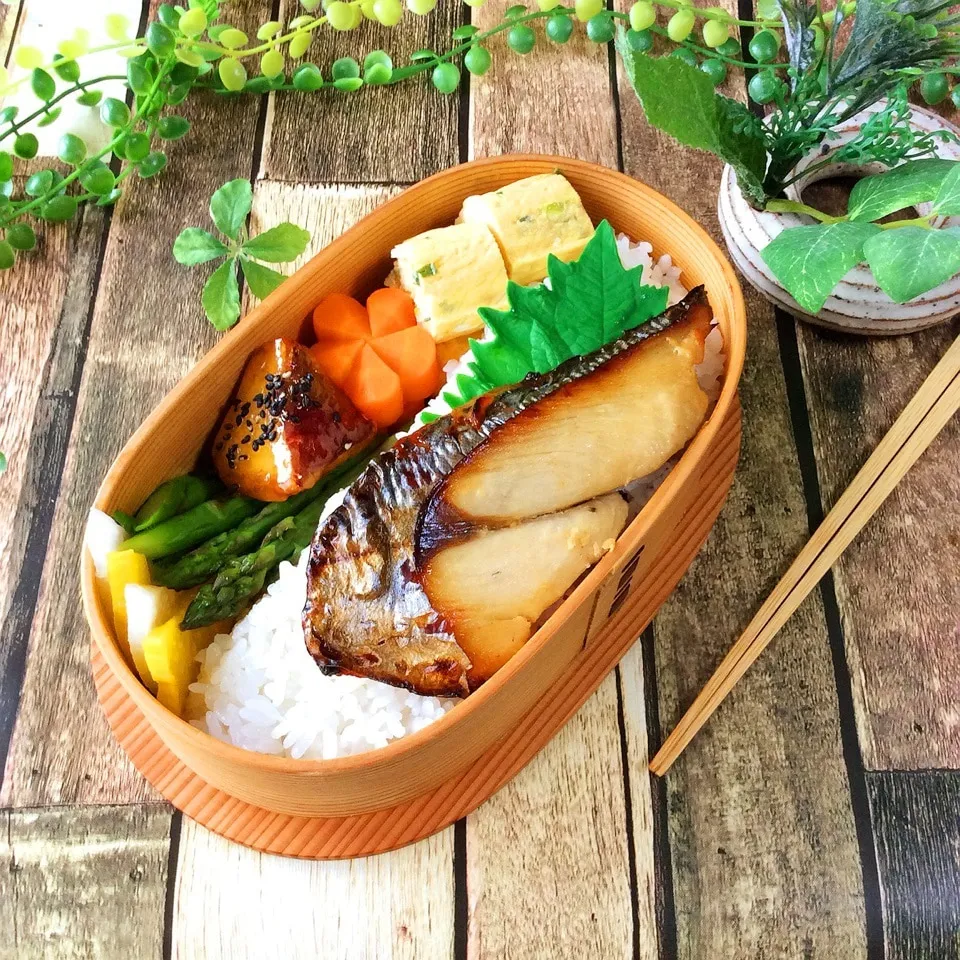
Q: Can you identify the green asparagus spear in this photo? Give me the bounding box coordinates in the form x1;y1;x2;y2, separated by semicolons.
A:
180;456;369;629
121;496;261;560
134;474;222;532
151;446;378;590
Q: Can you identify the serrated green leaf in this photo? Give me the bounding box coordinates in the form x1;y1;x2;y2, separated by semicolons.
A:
241;222;310;262
932;163;960;217
863;226;960;303
761;221;881;314
617;30;768;204
173;227;228;265
202;259;241;330
847;159;956;223
240;257;286;299
209;177;251;240
443;220;669;409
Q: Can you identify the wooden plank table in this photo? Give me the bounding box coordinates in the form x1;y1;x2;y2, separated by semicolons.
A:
1;1;958;957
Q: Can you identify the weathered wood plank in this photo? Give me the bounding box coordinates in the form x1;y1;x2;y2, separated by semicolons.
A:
615;18;868;957
465;21;643;959
867;771;960;960
467;672;635;960
0;804;170;960
797;322;960;769
468;0;618;163
0;203;108;788
260;0;462;184
0;0;273;807
172;817;455;959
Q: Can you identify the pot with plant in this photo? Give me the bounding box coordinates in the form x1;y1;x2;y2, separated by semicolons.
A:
618;0;960;334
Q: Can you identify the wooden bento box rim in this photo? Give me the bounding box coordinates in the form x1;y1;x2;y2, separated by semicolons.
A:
81;154;747;781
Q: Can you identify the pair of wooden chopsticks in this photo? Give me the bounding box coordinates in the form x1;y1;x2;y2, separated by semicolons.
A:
650;331;960;777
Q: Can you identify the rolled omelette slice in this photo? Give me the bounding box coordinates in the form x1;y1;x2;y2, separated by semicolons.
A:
458;173;595;286
389;222;509;343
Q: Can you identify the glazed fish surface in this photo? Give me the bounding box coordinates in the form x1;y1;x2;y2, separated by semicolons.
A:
304;288;713;697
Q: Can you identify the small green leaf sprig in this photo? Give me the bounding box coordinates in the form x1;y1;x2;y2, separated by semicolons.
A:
173;178;310;330
761;160;960;311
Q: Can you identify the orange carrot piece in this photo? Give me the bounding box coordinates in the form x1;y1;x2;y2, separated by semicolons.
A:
369;325;442;406
366;287;417;338
312;293;371;343
308;340;362;389
344;344;405;428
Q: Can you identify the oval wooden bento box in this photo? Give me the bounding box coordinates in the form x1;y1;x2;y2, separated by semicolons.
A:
82;155;746;858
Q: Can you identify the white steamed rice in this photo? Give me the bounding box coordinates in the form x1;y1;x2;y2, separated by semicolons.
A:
191;234;723;759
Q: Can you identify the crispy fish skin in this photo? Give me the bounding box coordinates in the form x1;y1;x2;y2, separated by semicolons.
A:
304;287;710;697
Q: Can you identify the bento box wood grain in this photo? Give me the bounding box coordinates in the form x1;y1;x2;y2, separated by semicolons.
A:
82;155;747;820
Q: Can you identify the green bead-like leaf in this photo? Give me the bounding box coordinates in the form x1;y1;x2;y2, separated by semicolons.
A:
847;159;956;223
242;222;310;262
25;170;54;197
14;133;39;160
124;132;151;163
7;223;36;251
40;195;79;222
173;227;228;265
166;82;192;106
932;164;960;217
0;180;11;199
100;96;131;127
57;133;87;166
333;77;363;92
761;221;882;314
0;451;7;472
331;57;361;79
53;54;81;83
0;152;12;181
0;106;16;125
31;68;56;101
292;64;324;91
157;115;190;140
209;178;252;241
0;241;15;270
409;49;436;62
37;106;63;128
240;257;286;299
126;60;152;95
863;226;960;303
146;22;176;58
202;259;242;330
77;89;103;107
452;24;480;39
138;151;167;178
80;164;116;196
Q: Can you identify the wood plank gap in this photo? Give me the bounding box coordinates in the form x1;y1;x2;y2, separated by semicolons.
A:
615;668;643;960
0;203;114;792
162;811;182;960
605;4;625;175
640;625;678;960
773;310;886;960
454;818;468;960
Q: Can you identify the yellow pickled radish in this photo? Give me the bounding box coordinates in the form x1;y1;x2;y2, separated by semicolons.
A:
143;616;197;717
124;583;184;693
106;550;151;659
143;612;227;718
